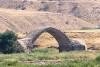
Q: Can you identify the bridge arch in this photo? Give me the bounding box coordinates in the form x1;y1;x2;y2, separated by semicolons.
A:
26;27;73;52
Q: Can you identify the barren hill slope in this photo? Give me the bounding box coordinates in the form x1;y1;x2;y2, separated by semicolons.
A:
0;8;96;32
0;0;100;25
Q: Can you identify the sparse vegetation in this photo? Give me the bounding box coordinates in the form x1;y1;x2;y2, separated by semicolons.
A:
81;27;91;30
0;48;100;67
39;2;49;11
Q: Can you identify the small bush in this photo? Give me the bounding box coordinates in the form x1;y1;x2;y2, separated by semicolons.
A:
81;27;91;30
95;56;100;62
39;2;49;11
0;30;24;54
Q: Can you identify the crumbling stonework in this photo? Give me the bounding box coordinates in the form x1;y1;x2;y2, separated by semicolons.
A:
72;39;87;51
18;27;87;52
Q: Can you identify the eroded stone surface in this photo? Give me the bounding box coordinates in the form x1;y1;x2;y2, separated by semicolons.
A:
18;27;87;52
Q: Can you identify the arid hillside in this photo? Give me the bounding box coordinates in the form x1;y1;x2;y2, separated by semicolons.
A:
0;8;96;32
0;0;100;25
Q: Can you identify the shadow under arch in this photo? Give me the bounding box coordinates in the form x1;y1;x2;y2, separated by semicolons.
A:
26;27;73;52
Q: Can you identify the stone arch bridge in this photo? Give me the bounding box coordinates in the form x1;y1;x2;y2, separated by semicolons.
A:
18;27;87;52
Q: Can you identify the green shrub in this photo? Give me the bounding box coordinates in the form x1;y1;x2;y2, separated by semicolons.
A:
0;30;23;54
95;56;100;62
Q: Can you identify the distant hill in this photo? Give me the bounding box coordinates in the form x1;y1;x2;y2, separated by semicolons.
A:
0;8;96;32
0;0;100;26
0;0;99;32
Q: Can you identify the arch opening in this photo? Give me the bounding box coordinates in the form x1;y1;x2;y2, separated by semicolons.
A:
34;32;59;49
